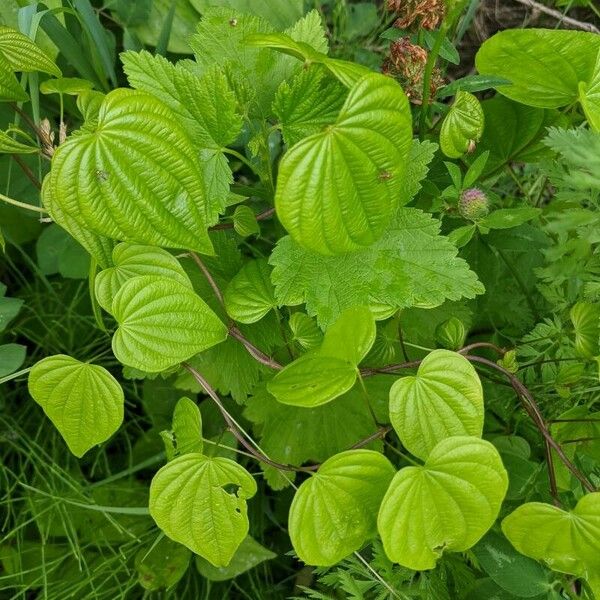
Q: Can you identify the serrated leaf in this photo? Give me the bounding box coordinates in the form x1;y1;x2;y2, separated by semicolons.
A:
0;26;61;76
389;350;484;460
440;91;484;158
111;275;228;373
149;453;257;567
224;259;276;324
267;306;375;407
274;72;412;255
0;54;27;101
28;355;124;457
289;450;395;566
41;176;114;269
273;66;346;147
40;77;93;96
47;89;218;254
190;0;304;29
270;207;484;328
95;243;191;313
580;47;600;131
378;437;508;571
195;535;276;581
502;493;600;583
475;28;600;108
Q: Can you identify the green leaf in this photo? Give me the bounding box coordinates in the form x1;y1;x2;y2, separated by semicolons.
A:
0;26;61;76
288;312;322;350
289;450;395;566
39;77;93;96
475;28;600;108
0;282;23;333
0;128;38;154
437;74;512;98
149;453;257;567
41;177;114;269
244;379;388;489
570;302;600;358
232;205;259;237
121;50;242;149
224;259;277;324
111;275;228;373
195;536;275;581
440;91;484;158
502;493;600;582
28;355;124;457
270;207;484;328
168;397;203;458
135;536;191;591
0;54;27;101
389;350;484;460
95;243;191;313
47;89;218;254
378;437;508;570
478;208;541;231
0;343;26;377
580;47;600;131
267;306;375;407
190;0;304;29
267;354;357;408
274;72;412;254
273;66;346;148
473;531;551;598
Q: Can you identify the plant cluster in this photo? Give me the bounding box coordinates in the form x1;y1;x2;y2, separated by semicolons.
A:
1;0;600;598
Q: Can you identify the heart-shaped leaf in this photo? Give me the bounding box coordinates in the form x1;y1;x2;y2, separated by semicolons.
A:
274;72;412;255
476;29;600;109
289;450;395;565
267;306;375;406
224;259;277;324
28;355;124;457
47;89;218;254
378;436;508;570
95;242;191;313
389;350;484;460
440;91;484;158
149;453;257;567
502;493;600;582
161;397;204;460
111;275;228;372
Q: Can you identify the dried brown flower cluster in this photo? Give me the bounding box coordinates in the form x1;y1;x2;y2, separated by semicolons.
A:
386;0;445;30
382;38;444;103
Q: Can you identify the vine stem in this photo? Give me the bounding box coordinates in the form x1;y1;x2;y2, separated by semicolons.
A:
209;207;275;231
0;192;46;213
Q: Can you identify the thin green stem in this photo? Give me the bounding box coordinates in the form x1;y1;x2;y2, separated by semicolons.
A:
419;25;446;139
223;147;262;178
0;191;46;213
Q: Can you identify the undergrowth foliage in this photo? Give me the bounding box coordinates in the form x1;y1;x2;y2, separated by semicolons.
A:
1;0;600;598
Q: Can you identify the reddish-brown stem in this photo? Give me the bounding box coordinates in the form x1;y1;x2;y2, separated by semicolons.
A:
228;326;282;370
209;207;275;231
11;155;41;190
189;252;225;306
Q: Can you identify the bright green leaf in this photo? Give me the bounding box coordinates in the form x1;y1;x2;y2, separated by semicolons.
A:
0;54;27;101
478;208;541;231
224;259;277;324
149;453;257;567
0;128;37;154
195;536;275;581
167;397;203;458
95;243;191;313
47;89;218;254
570;302;600;358
289;450;395;566
580;47;600;131
111;275;228;373
190;0;304;29
232;205;259;238
475;28;600;108
288;312;322;351
0;26;61;76
389;350;484;460
274;73;412;254
39;77;93;96
502;493;600;582
440;91;484;158
28;355;124;457
378;436;508;570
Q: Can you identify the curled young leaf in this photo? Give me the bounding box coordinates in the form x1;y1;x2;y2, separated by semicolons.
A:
440;91;484;158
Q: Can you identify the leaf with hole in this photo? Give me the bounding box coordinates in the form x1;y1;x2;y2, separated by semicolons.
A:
289;450;395;566
389;350;484;460
111;275;228;373
149;453;257;567
28;355;124;457
378;437;508;570
440;91;484;158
